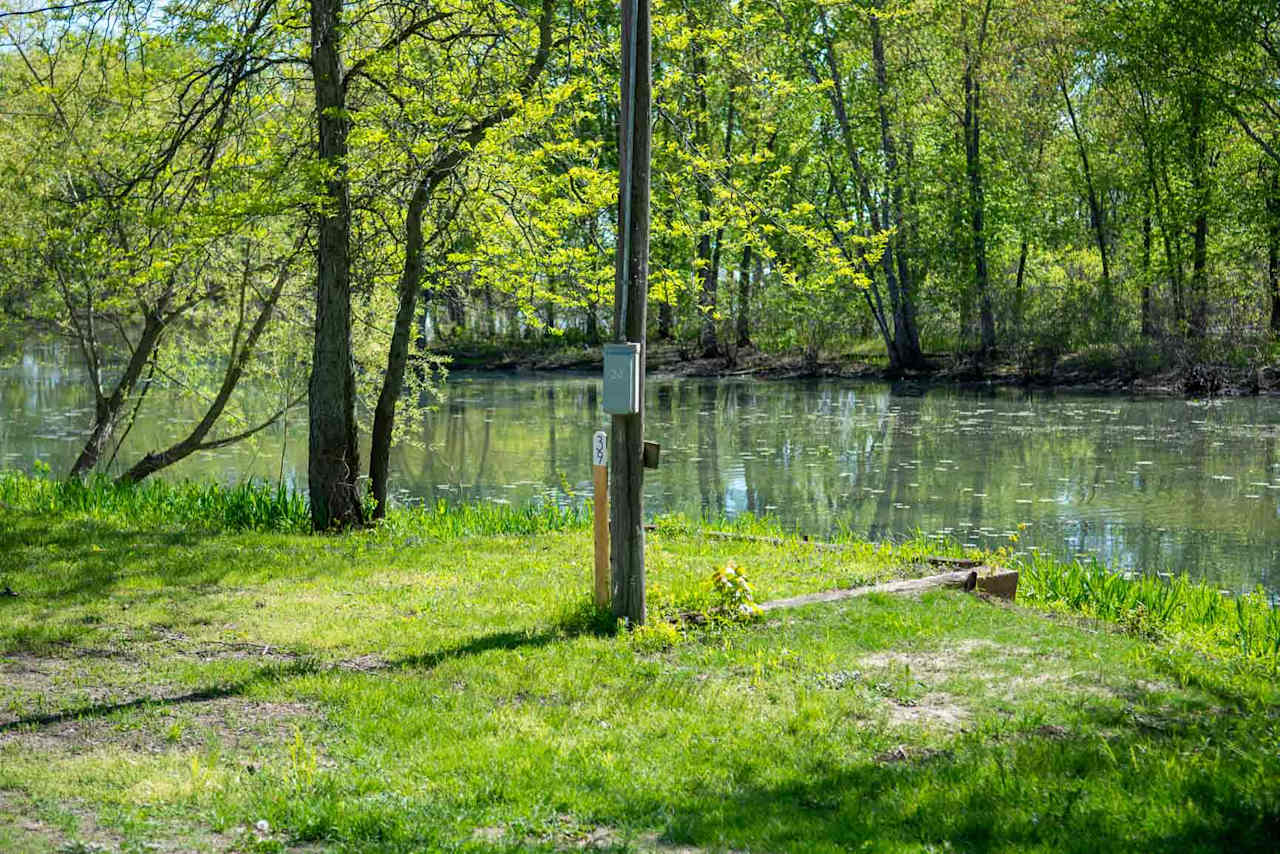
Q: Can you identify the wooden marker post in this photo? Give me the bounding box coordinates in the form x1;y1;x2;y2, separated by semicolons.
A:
592;431;610;608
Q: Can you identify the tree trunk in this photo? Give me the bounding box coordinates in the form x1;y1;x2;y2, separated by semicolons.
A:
364;0;553;519
368;180;430;519
869;8;925;370
120;254;292;484
308;0;364;530
812;17;890;366
1269;169;1280;335
485;285;496;338
736;243;752;348
611;0;651;625
1188;87;1209;341
1060;69;1112;315
1142;211;1154;337
69;312;165;478
962;3;995;356
1014;236;1029;325
692;34;718;357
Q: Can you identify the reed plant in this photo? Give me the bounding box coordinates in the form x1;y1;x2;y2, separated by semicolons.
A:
0;469;587;538
1018;551;1280;670
0;469;310;532
373;497;589;539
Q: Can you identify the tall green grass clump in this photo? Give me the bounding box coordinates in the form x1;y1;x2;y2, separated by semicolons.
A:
1;469;590;538
0;469;310;533
1018;551;1280;670
375;497;589;539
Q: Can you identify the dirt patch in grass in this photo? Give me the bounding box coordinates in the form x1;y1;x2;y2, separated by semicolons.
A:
0;786;122;854
1;787;325;854
874;744;954;765
0;629;315;728
857;638;1031;676
884;693;970;728
472;820;749;853
0;653;78;697
0;697;319;756
0;652;156;727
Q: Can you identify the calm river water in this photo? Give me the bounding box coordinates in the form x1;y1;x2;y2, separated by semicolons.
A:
4;349;1280;593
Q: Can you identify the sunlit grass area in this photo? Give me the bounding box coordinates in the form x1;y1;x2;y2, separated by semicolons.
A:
1;474;1278;852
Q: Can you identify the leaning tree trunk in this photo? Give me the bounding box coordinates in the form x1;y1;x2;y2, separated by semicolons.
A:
70;312;165;478
368;181;430;519
736;244;752;348
308;0;364;530
119;257;291;484
365;0;553;519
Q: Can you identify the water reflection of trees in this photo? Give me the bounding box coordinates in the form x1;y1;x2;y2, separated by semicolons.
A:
11;354;1280;590
697;384;723;514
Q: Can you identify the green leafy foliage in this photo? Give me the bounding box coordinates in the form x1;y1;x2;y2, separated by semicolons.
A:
710;560;763;619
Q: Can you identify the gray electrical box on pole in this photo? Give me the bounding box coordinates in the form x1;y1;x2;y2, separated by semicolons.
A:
602;343;641;415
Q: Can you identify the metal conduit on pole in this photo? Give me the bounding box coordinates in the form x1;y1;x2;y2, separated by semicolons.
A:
610;0;651;625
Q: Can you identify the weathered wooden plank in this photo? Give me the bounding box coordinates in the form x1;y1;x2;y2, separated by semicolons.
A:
759;569;1019;613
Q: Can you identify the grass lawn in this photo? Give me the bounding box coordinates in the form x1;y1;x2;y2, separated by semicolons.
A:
1;485;1278;853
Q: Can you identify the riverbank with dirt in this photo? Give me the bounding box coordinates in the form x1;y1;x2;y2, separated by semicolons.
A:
435;341;1280;397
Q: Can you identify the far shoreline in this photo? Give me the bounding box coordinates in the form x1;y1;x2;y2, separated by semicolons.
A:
433;340;1280;399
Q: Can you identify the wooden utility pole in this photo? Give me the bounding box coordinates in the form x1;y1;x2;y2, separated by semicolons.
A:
611;0;651;625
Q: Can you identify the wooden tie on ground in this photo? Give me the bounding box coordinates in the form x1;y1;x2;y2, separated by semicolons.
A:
760;568;1019;613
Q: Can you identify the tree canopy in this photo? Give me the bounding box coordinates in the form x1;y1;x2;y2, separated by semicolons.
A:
2;0;1278;525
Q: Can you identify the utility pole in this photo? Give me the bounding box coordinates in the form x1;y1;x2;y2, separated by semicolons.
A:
611;0;651;625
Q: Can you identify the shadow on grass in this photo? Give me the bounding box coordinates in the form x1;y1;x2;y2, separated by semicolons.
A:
648;731;1280;854
0;603;615;734
4;593;1277;852
0;513;324;604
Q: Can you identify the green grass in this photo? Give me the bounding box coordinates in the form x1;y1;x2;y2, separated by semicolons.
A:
1;476;1278;853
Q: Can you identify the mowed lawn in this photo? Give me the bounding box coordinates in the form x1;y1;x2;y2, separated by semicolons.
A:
1;507;1278;853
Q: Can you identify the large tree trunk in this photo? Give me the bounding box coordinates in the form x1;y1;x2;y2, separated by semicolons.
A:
69;312;165;478
308;0;364;530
